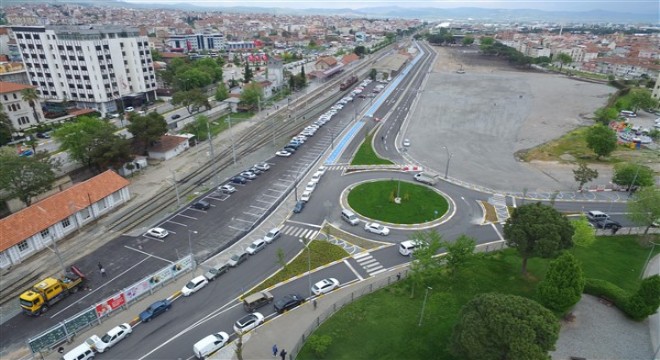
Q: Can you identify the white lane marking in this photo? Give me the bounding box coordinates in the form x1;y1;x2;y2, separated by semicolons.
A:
343;259;364;281
285;220;322;228
165;220;188;227
177;213;199;219
490;223;505;240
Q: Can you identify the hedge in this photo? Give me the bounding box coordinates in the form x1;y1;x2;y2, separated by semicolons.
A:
583;278;629;311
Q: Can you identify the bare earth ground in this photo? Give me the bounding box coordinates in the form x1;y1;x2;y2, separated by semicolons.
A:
407;45;616;192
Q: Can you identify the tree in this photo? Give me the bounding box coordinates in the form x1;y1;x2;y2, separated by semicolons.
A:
54;116;124;170
450;293;560;360
585;124;617;159
369;68;377;80
21;87;41;123
537;252;585;313
594;107;619;125
215;82;229;102
239;82;264;109
150;49;163;61
556;53;573;71
127;112;168;155
171;89;211;114
0;103;15;145
627;186;660;234
89;135;133;171
443;235;476;276
183;115;209;142
243;62;253;83
408;229;443;298
353;45;366;56
503;203;574;275
288;75;296;92
297;65;307;88
0;150;58;206
573;162;599;191
626;275;660;321
572;215;596;247
462;36;475;45
612;163;654;191
628;90;658;113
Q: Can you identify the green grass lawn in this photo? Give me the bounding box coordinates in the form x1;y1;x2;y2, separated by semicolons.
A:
347;180;448;224
297;235;659;360
350;132;394;165
244;240;348;297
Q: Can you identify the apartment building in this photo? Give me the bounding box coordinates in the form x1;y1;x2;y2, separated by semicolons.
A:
0;81;45;132
166;33;225;52
11;25;157;116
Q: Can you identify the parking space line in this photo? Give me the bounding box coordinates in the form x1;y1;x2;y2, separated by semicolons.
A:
207;195;228;201
243;211;262;217
233;218;252;224
262;193;279;199
187;208;208;213
142;235;164;242
256;199;275;205
166;219;189;227
250;205;267;211
228;225;246;231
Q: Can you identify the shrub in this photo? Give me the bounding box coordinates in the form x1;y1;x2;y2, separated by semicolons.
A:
307;334;333;358
583;278;629;308
626;275;660;321
537;252;585;313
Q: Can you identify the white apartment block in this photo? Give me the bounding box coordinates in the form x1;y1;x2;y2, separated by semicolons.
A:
0;81;45;132
12;25;157;116
166;33;224;52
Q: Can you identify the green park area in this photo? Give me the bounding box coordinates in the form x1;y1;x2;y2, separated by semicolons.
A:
347;180;449;224
297;235;660;360
350;132;394;166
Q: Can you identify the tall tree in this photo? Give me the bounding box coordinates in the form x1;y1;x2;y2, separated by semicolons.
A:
298;65;307;88
627;186;660;234
21;87;41;123
0;149;58;206
443;235;476;276
0;103;15;144
288;75;296;92
215;82;229;102
239;82;264;109
585;124;617;159
54;116;122;170
556;53;573;71
628;90;658;113
353;45;366;56
593;107;619;125
127;112;168;155
503;203;574;275
612;163;654;191
572;215;596;247
573;162;599;191
408;229;443;298
450;293;560;360
172;89;211;114
537;252;585;313
243;62;253;83
462;36;475;45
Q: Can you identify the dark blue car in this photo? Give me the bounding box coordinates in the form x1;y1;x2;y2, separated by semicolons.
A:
231;176;247;184
293;200;305;214
139;300;171;323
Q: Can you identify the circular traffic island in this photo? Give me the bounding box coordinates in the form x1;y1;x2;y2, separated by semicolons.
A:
347;180;449;224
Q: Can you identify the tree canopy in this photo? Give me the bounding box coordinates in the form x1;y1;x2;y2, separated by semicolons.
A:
627;186;660;234
160;56;223;91
572;215;596;247
215;82;229;102
240;82;264;109
172;89;211;114
450;293;560;360
585;124;617;159
537;252;585;313
127;112;168;155
0;149;58;206
408;229;443;298
555;53;573;71
503;203;574;275
573;162;599;191
612;163;655;190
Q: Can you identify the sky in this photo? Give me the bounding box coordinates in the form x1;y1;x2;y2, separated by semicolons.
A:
123;0;660;15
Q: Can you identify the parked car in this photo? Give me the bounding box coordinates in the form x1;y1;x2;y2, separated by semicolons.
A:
171;114;181;120
276;150;292;157
204;263;230;281
36;132;51;139
231;176;247;184
240;171;257;180
364;222;390;236
219;184;236;194
246;238;267;255
139;300;171;322
228;252;248;267
248;166;263;175
192;200;211;210
312;278;340;295
193;332;229;359
301;191;312;202
125;106;134;112
305;182;316;192
255;162;270;171
181;275;209;297
595;219;622;229
233;312;265;334
264;228;281;244
293;200;305;214
147;227;169;238
403;139;411;147
317;166;327;175
283;145;297;153
274;294;305;314
85;323;132;353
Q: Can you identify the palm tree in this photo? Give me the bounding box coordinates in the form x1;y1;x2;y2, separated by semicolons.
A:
21;87;40;123
0;103;15;142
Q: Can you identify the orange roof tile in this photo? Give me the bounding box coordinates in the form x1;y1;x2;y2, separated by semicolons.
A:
0;170;130;251
0;81;34;94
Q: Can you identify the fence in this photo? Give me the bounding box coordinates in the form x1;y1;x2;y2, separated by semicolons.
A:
27;255;193;356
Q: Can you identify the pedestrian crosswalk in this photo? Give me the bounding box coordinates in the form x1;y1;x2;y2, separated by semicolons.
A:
281;225;319;240
353;252;385;276
323;164;346;171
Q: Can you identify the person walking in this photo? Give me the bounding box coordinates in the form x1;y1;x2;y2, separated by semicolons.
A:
98;262;103;271
279;349;287;360
272;344;278;357
100;266;107;277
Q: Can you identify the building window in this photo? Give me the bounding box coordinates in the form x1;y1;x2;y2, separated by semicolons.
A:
80;208;91;219
113;191;122;202
98;198;108;209
61;218;71;228
17;240;29;252
41;228;50;238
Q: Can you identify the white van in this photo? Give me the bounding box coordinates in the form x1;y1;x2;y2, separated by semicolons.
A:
341;209;360;225
62;343;95;360
399;240;419;256
620;110;636;118
193;332;229;359
586;210;609;222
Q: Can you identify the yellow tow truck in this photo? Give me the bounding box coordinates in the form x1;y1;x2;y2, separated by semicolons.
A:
19;265;86;316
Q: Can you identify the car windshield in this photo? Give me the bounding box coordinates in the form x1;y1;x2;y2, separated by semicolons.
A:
100;334;112;343
186;281;196;289
231;254;241;261
214;333;224;341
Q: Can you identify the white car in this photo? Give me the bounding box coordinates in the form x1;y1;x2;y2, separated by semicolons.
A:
147;227;169;238
233;312;265;333
246;238;267;255
240;171;257;180
317;166;327;175
403;139;411;147
310;171;323;184
305;182;316;192
264;228;281;243
124;106;134;112
276;150;292;157
301;191;312;202
312;278;340;295
181;275;209;296
193;332;229;359
255;162;270;171
86;323;132;353
364;222;390;236
219;184;236;194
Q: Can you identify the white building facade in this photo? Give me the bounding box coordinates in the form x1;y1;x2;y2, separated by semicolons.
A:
0;81;45;131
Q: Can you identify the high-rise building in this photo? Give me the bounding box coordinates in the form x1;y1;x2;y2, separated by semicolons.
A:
12;25;157;115
166;33;225;52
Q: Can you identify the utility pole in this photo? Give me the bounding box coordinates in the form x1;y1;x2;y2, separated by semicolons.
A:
170;169;181;208
206;121;218;186
227;114;237;165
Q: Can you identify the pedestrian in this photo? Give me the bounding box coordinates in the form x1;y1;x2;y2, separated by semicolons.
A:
612;226;620;235
98;262;103;271
397;273;401;281
280;349;287;360
313;299;317;310
272;344;278;357
100;266;106;277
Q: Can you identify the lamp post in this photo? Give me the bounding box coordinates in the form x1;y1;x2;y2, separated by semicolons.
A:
226;114;237;165
188;230;198;271
288;173;299;201
299;238;312;297
418;286;432;327
442;146;453;180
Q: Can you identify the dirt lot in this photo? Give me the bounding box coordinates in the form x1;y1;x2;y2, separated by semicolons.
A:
406;45;616;192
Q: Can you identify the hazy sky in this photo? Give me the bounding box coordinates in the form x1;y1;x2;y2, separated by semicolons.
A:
124;0;659;15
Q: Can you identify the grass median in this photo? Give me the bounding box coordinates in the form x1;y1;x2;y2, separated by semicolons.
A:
350;132;394;165
297;235;659;359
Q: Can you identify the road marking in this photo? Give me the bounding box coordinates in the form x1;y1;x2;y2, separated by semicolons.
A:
166;220;188;227
261;193;280;199
256;199;275;205
177;213;198;219
228;225;246;231
250;205;267;211
490;223;505;240
206;195;228;201
343;259;364;280
233;218;252;224
285;220;322;228
243;211;262;217
124;245;174;263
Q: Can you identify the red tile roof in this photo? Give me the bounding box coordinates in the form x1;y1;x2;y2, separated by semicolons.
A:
0;170;130;251
148;134;187;153
0;81;34;94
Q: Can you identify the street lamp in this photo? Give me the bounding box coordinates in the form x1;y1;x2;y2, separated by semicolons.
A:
226;114;237;165
287;173;299;201
188;230;198;271
299;238;312;297
418;286;432;327
442;146;453;180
